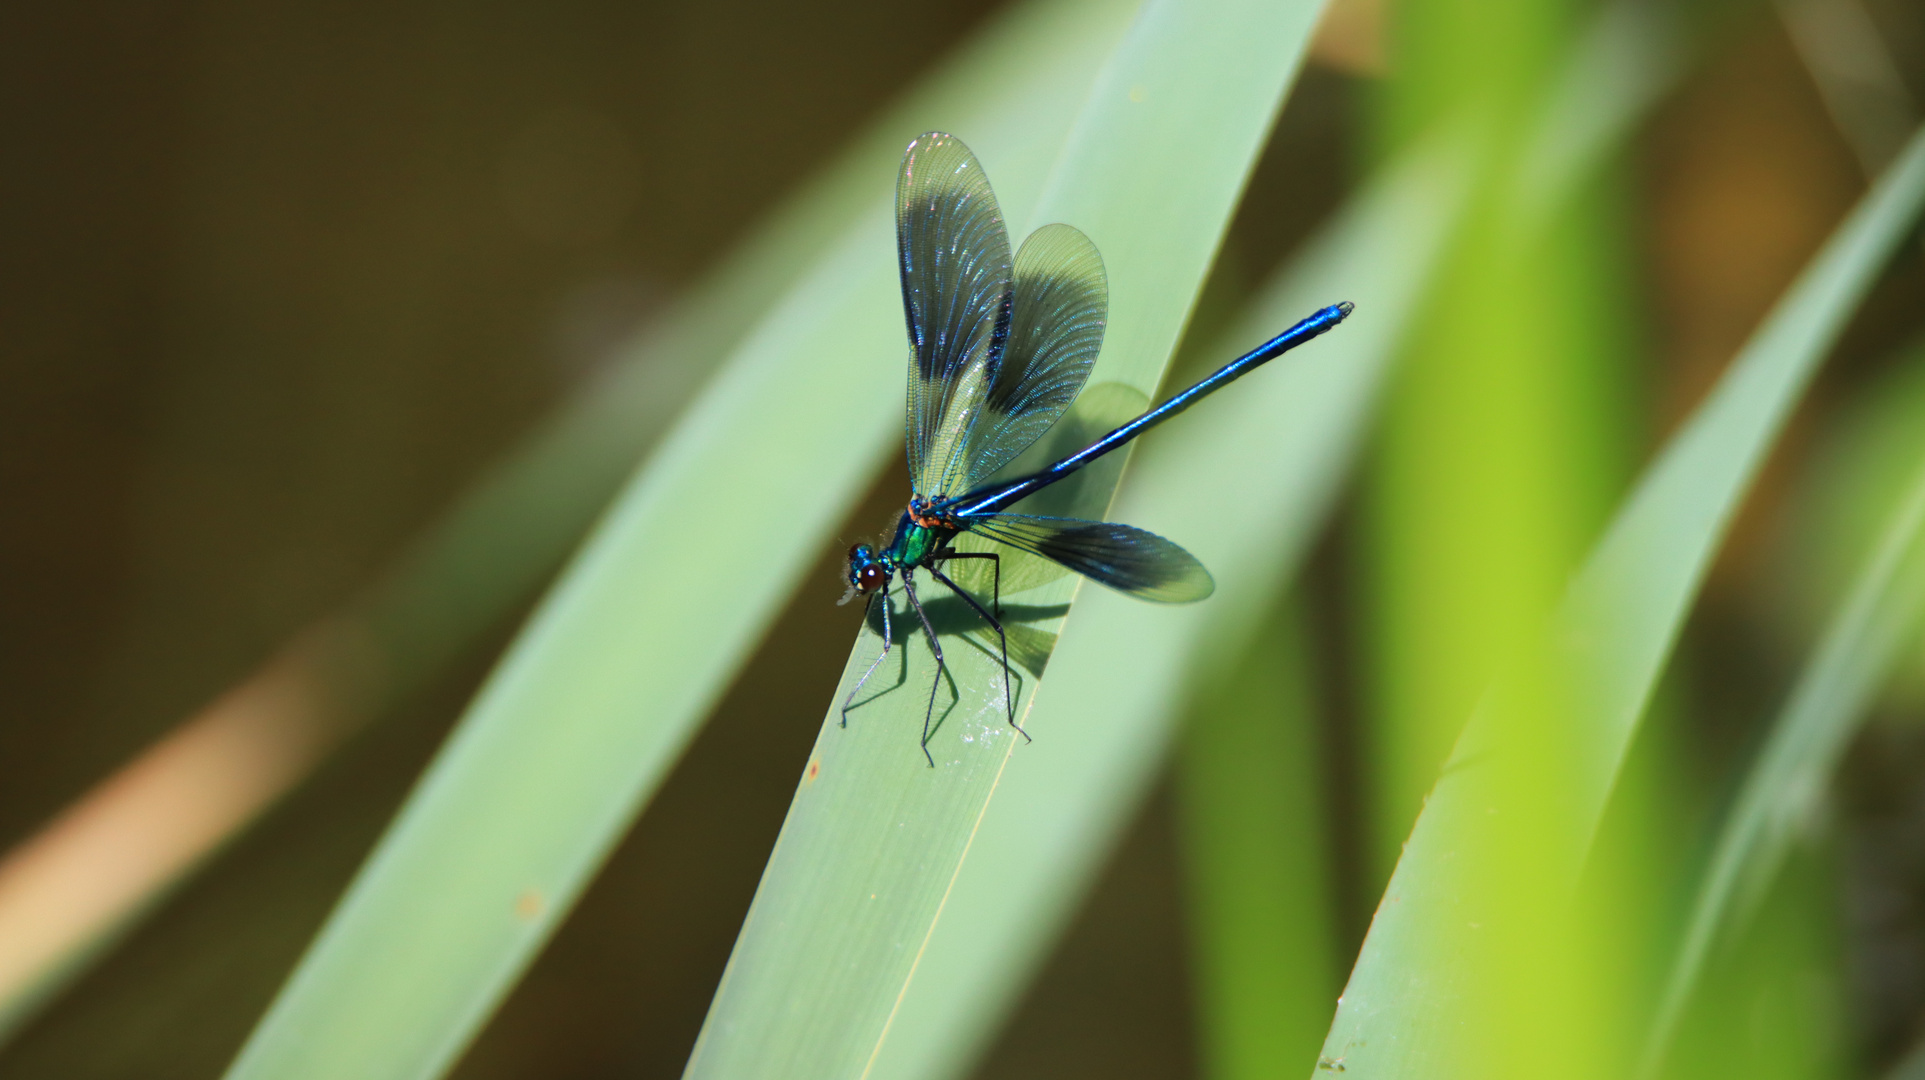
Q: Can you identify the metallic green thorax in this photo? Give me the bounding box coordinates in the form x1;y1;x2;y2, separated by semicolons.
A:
888;514;954;570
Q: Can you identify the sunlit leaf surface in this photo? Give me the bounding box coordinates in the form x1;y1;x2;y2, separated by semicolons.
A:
681;1;1332;1076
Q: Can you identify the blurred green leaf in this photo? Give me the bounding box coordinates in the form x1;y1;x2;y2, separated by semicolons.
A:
355;0;1157;703
680;2;1331;1077
1318;125;1925;1078
1178;597;1340;1080
1776;336;1925;707
1639;442;1925;1075
218;1;1141;1076
0;0;1155;1048
1356;0;1647;1072
1655;844;1845;1080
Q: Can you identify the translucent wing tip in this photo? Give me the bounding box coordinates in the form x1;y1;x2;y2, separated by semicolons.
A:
1156;565;1215;604
1014;223;1108;300
1128;556;1214;603
900;131;977;180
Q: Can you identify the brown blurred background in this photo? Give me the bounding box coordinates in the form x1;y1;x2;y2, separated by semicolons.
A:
2;0;1922;1075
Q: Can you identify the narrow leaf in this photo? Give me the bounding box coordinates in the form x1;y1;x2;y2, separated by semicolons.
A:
864;131;1471;1080
218;2;1140;1077
681;1;1331;1077
1639;443;1925;1074
864;5;1677;1073
1178;597;1342;1080
0;0;1146;1049
1316;125;1925;1078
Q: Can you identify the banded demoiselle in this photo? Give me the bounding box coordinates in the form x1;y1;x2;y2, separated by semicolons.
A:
840;132;1351;764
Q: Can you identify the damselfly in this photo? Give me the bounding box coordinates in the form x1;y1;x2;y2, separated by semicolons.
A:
840;132;1351;764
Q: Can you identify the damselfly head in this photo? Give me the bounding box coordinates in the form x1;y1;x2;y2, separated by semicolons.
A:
843;543;888;602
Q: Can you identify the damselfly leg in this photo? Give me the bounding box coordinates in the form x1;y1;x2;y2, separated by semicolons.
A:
841;582;894;727
927;550;1025;741
898;570;946;767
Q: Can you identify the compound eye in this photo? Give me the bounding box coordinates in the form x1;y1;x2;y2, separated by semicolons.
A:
858;564;887;592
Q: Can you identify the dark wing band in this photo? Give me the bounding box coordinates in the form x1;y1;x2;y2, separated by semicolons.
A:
959;512;1214;603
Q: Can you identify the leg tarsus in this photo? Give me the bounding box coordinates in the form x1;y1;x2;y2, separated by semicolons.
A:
841;584;892;726
901;571;943;767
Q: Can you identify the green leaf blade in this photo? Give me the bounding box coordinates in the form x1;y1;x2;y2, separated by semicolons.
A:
1564;127;1925;820
1317;124;1925;1080
216;2;1139;1077
1179;598;1343;1080
1640;440;1925;1075
864;131;1472;1080
681;1;1334;1076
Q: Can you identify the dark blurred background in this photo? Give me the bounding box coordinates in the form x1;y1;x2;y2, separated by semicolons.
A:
2;0;1921;1075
